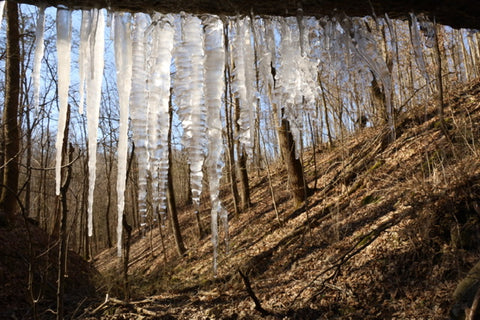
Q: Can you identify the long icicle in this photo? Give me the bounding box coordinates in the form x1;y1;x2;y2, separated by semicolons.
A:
78;10;92;114
0;1;5;28
130;13;149;233
231;17;255;157
86;9;105;237
32;4;45;111
147;13;175;226
175;15;206;235
204;15;226;275
55;7;72;196
114;12;132;257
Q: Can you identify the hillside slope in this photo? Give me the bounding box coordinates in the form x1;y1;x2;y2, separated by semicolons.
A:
90;80;480;319
0;216;97;319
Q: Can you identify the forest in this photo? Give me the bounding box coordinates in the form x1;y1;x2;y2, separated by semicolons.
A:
1;1;480;319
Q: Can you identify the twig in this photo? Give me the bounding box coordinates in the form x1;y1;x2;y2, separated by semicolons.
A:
70;297;87;320
27;152;82;171
89;294;110;315
238;269;270;316
108;297;158;316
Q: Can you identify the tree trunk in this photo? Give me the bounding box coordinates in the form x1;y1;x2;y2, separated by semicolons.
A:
0;1;20;226
167;104;186;256
237;145;251;211
234;98;251;211
122;213;132;301
269;66;308;208
56;106;72;320
318;78;333;147
277;116;308;207
103;144;113;248
223;32;240;215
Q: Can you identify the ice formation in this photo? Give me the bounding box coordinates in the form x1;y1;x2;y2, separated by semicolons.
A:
204;15;226;274
130;13;149;231
273;18;318;157
256;19;275;99
34;4;480;268
174;15;206;213
341;17;394;133
0;1;5;28
54;7;72;196
86;9;105;237
78;10;92;114
32;5;45;111
146;13;175;225
410;13;432;94
114;12;132;256
231;17;255;156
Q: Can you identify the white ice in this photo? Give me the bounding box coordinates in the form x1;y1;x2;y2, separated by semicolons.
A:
174;14;206;210
274;18;318;158
146;14;174;225
0;1;5;28
86;9;105;237
130;13;150;231
32;5;45;111
410;13;432;94
78;10;92;114
231;18;255;155
340;17;394;133
55;7;72;196
204;15;226;274
114;12;132;257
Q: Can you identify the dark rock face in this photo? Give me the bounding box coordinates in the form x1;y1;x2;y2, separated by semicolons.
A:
14;0;480;30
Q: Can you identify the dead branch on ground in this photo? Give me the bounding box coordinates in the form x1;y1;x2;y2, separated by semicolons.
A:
238;269;271;317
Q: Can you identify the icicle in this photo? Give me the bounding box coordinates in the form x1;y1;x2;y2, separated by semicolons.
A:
86;9;105;237
78;10;92;114
32;4;45;111
174;14;206;214
130;13;150;232
275;18;318;158
258;19;275;94
55;7;72;196
231;17;255;156
146;13;175;227
114;12;132;257
0;1;5;28
340;17;394;135
384;13;398;59
296;6;304;56
277;19;300;156
204;15;226;275
243;17;256;157
410;13;432;93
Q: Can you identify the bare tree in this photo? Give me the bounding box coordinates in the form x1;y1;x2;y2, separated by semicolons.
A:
0;1;20;225
167;104;186;256
269;65;309;207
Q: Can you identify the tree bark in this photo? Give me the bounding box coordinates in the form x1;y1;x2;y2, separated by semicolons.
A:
277;116;308;207
223;29;240;215
0;1;20;225
269;66;308;208
234;98;251;211
167;104;186;256
56;106;72;320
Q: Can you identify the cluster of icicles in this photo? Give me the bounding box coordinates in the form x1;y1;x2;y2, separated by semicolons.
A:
31;7;236;273
26;3;452;272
